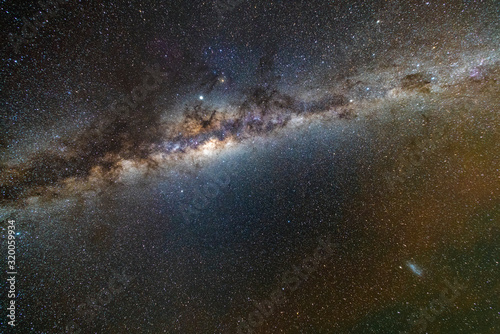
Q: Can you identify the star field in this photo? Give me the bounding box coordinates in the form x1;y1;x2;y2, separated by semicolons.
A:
1;1;499;333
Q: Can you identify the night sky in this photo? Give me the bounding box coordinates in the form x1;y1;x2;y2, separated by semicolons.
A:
1;0;499;333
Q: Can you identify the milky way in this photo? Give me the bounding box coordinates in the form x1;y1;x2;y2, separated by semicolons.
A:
1;1;499;333
3;55;497;206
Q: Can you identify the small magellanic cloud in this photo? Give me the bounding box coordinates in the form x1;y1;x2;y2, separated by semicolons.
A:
406;261;424;277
